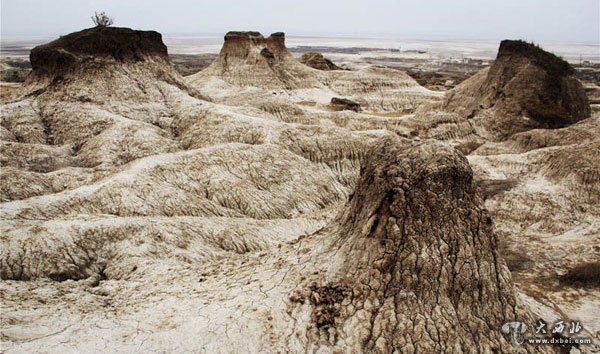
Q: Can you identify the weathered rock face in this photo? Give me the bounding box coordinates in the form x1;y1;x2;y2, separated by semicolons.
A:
29;27;169;78
220;31;289;60
3;26;392;207
18;26;194;104
286;137;539;353
191;31;322;89
299;52;341;70
403;43;600;349
442;40;591;139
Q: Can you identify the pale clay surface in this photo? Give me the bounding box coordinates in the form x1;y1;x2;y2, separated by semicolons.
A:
1;30;598;353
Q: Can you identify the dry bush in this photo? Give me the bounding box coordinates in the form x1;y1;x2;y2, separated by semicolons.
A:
91;11;114;27
560;261;600;288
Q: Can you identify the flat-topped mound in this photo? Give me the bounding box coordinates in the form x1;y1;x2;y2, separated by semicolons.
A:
30;26;168;76
189;30;322;89
220;31;289;59
221;31;289;55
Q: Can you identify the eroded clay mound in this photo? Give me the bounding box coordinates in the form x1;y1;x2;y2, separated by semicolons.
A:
221;31;289;59
190;31;321;89
441;40;590;138
0;27;192;194
29;27;169;78
1;27;391;206
299;52;341;70
285;137;547;353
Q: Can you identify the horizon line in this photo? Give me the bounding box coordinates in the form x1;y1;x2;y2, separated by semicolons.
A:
2;30;599;47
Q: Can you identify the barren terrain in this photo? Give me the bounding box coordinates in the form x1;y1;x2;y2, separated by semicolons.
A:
1;27;599;353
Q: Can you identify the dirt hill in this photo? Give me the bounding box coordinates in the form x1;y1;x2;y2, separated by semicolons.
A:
440;40;591;139
299;51;341;70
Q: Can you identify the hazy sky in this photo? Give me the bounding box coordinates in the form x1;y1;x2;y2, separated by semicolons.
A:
1;0;599;43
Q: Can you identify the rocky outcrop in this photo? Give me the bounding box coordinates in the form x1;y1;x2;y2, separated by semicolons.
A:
1;137;557;353
441;40;591;139
189;31;321;89
286;137;543;353
299;52;341;70
0;59;31;82
15;26;197;105
220;31;289;60
330;97;361;112
29;26;169;78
